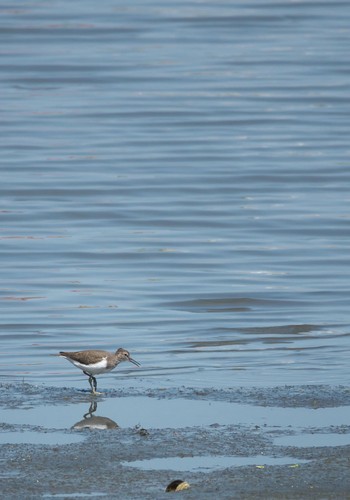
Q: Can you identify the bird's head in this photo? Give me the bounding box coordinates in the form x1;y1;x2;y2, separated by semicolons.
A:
115;348;140;366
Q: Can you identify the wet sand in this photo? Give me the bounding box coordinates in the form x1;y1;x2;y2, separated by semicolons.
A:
1;383;350;499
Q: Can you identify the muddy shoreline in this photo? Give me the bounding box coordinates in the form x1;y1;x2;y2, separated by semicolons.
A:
1;383;350;499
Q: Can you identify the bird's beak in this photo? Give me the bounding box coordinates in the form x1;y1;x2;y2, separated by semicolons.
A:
128;356;140;367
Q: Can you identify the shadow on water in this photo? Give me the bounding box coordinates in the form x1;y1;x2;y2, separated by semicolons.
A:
71;401;119;430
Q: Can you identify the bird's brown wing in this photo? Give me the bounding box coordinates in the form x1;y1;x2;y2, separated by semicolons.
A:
59;350;108;364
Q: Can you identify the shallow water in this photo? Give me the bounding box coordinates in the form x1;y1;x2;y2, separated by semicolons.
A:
0;431;84;445
1;395;350;442
122;455;308;472
1;0;350;390
275;433;350;448
16;398;350;429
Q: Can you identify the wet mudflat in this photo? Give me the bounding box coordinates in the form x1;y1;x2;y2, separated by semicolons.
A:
1;383;350;499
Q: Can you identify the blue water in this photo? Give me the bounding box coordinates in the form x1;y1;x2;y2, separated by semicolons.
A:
1;0;350;390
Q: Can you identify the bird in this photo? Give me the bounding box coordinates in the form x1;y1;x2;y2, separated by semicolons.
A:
59;348;140;395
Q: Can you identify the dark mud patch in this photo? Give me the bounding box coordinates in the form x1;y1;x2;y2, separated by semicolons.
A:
1;382;350;409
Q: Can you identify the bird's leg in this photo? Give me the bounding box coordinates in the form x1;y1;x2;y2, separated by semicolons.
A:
83;370;94;392
83;371;102;395
92;375;98;393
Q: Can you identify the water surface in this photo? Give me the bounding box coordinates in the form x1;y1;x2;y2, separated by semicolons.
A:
0;0;350;390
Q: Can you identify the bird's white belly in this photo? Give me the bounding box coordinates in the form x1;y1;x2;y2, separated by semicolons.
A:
70;358;111;375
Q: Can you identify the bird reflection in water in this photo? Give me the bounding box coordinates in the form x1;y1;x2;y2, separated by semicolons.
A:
72;401;119;430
